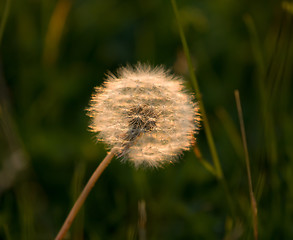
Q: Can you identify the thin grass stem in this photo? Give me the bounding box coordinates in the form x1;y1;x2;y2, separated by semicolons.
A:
171;0;223;179
55;150;115;240
234;90;258;240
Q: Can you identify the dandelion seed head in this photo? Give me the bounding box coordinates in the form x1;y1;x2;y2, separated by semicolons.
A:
88;63;200;168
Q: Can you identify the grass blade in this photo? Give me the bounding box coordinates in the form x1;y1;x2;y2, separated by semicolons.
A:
171;0;223;179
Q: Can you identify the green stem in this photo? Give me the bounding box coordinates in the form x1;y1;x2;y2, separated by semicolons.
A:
171;0;223;179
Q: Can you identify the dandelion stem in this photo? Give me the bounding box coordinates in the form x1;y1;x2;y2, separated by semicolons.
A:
171;0;223;179
55;150;115;240
234;90;258;240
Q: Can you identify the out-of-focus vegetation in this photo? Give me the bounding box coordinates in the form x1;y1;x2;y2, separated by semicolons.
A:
0;0;293;239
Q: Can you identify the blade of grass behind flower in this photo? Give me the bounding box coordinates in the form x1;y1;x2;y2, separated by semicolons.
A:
171;0;223;180
171;0;236;220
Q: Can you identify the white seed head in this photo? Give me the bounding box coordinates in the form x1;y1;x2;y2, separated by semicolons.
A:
87;63;200;168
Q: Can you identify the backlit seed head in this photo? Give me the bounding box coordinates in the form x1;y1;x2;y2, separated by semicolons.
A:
87;63;200;168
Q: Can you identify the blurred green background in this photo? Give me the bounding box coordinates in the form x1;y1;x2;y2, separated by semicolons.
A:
1;0;293;239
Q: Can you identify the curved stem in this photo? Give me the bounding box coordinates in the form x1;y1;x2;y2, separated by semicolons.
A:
55;150;115;240
171;0;223;179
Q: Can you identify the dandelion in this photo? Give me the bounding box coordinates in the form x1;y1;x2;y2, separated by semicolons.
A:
55;63;200;240
88;63;200;167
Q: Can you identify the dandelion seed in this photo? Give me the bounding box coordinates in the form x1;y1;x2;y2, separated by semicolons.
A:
88;63;200;168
